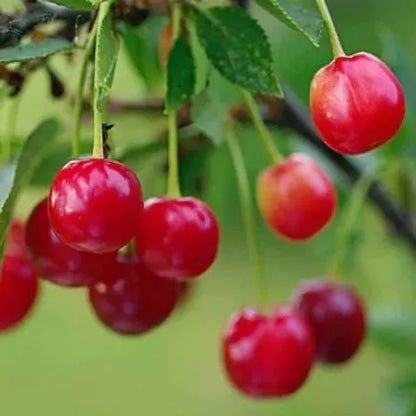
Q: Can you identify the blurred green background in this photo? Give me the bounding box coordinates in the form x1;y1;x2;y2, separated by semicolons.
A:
1;0;416;415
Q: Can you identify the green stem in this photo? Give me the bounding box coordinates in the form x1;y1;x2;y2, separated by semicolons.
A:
167;111;181;197
2;94;21;162
240;89;283;165
329;169;377;277
315;0;345;58
166;1;182;198
92;0;115;159
73;20;98;159
226;124;268;307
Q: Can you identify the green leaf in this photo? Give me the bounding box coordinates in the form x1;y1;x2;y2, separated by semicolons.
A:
0;119;61;255
192;88;224;145
121;17;165;92
256;0;322;46
179;146;210;197
187;15;209;95
166;35;196;111
0;39;73;64
94;1;119;112
48;0;93;10
385;373;416;416
370;310;416;358
196;6;281;96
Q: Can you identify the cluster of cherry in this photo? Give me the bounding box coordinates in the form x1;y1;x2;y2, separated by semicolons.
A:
0;22;406;401
222;51;406;398
0;158;219;335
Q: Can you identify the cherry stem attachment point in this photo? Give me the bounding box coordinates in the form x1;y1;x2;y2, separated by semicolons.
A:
166;0;182;198
315;0;345;58
73;19;98;159
226;123;268;308
240;89;283;165
329;169;378;278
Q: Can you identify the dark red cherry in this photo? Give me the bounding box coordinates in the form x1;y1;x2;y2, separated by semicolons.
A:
89;254;179;335
48;158;143;254
26;199;117;287
292;279;366;364
310;52;405;155
257;153;336;241
223;307;316;398
135;197;219;280
0;220;39;331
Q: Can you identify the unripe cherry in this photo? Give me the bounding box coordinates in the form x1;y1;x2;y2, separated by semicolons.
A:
159;22;173;69
310;52;405;155
292;279;366;364
223;307;316;398
257;153;336;241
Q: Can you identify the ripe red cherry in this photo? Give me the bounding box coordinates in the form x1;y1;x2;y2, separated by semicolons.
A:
48;158;143;254
310;52;405;155
292;279;366;364
89;254;179;335
26;199;117;287
223;307;316;398
135;197;219;280
0;220;39;331
257;153;336;241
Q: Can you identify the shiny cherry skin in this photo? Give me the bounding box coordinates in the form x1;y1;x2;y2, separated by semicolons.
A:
0;220;39;331
223;307;316;398
257;153;336;241
89;254;179;335
310;52;405;155
292;279;366;364
48;158;143;254
26;199;117;287
135;197;219;280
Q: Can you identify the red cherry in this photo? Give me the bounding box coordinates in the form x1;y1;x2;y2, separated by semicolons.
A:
257;153;336;241
223;307;316;398
135;197;219;280
0;220;39;331
89;254;179;335
310;52;405;155
48;158;143;254
292;279;366;364
26;199;117;287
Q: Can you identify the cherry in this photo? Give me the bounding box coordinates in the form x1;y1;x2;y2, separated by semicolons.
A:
26;199;117;287
89;253;179;335
135;197;219;280
223;307;316;398
292;279;366;364
310;52;405;155
48;158;143;254
0;220;39;331
159;22;173;68
257;153;336;241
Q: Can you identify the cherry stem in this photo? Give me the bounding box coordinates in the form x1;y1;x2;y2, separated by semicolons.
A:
73;19;98;160
226;123;268;308
166;1;182;198
92;0;115;159
315;0;345;58
240;89;283;165
2;94;21;162
329;169;378;278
